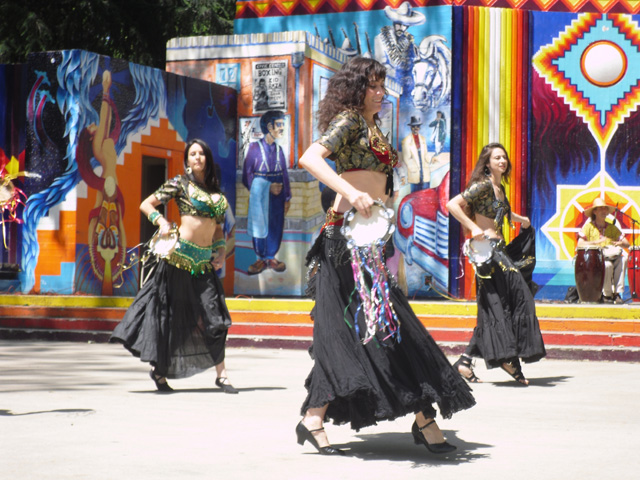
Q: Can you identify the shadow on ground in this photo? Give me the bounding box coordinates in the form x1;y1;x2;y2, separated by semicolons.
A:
338;430;491;465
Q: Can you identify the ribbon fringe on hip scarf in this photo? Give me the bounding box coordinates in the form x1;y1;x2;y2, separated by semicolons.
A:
345;243;401;345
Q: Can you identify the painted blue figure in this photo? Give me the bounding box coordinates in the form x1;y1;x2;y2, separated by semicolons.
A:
242;110;291;275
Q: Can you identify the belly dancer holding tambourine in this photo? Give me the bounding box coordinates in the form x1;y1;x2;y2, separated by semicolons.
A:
110;139;238;394
447;143;546;386
296;57;475;457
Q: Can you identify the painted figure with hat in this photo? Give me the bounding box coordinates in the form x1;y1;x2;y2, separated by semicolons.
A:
577;197;630;304
429;110;446;157
374;2;425;85
401;115;431;192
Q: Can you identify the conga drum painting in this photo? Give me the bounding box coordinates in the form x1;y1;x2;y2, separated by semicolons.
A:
627;247;640;302
575;247;604;302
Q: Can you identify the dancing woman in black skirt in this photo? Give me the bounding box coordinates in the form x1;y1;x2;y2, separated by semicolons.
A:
447;143;546;386
296;57;475;456
111;139;237;394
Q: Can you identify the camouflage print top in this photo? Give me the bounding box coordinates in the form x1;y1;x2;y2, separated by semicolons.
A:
317;110;398;176
153;175;227;224
461;179;511;230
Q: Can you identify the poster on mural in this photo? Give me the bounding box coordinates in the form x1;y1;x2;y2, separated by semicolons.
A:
252;60;287;113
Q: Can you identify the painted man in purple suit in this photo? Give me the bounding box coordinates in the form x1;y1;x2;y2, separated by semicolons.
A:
242;110;291;275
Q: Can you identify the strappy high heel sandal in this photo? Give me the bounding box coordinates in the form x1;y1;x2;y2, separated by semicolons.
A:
149;369;173;392
411;420;457;454
500;359;529;386
453;355;482;383
295;421;345;456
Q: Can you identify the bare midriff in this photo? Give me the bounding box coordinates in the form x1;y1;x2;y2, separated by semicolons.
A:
333;170;389;212
475;213;503;240
178;215;218;247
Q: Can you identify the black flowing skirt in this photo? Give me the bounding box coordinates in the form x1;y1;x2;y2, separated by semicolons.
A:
302;227;476;431
110;259;231;379
466;227;546;368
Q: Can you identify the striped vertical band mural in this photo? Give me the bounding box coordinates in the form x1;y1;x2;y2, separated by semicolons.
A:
455;6;529;298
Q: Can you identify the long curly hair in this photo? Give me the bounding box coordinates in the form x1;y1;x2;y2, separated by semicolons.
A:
317;57;387;133
183;138;220;193
466;142;512;188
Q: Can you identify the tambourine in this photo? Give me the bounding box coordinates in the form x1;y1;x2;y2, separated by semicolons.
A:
147;223;179;258
463;237;494;267
341;200;395;248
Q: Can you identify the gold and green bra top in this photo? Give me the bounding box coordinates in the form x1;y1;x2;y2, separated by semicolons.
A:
461;179;511;230
153;175;227;223
317;110;398;176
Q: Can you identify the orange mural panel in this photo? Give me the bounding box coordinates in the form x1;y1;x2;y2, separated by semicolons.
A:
33;210;77;291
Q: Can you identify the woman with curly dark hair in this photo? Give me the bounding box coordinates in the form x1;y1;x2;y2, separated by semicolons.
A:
111;138;237;394
295;57;475;456
447;143;546;386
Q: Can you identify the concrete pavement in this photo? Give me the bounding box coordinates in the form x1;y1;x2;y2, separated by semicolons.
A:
1;340;639;480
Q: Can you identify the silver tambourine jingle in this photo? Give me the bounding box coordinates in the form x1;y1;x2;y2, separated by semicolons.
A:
341;200;395;249
463;236;494;278
146;222;179;259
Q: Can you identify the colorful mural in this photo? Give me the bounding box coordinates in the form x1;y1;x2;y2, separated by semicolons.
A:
233;2;640;302
11;50;237;295
531;11;640;300
234;0;640;18
234;4;454;297
450;6;530;299
3;2;640;302
167;31;360;296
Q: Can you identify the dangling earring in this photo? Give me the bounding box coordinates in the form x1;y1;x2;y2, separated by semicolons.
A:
186;166;193;175
483;166;490;177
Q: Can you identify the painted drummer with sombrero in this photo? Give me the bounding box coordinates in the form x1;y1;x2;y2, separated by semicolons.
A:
577;197;630;304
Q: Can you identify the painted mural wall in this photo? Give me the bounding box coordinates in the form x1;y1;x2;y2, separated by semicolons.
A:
3;1;640;301
450;6;531;299
233;4;454;298
167;31;402;296
1;50;237;295
531;11;640;300
233;1;640;301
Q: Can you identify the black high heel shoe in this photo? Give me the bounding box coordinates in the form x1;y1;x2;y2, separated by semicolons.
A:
215;377;239;394
295;421;345;456
411;420;457;454
500;359;529;386
149;369;173;392
453;354;482;383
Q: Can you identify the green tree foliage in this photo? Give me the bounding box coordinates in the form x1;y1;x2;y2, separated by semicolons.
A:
0;0;235;68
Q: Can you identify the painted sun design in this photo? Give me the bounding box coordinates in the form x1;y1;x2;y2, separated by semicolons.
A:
542;172;640;260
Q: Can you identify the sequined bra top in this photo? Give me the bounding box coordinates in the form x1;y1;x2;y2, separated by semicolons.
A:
317;110;399;176
153;175;227;223
461;179;511;229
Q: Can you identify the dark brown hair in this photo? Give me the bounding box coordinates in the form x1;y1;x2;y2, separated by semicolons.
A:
466;142;512;188
317;57;387;133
